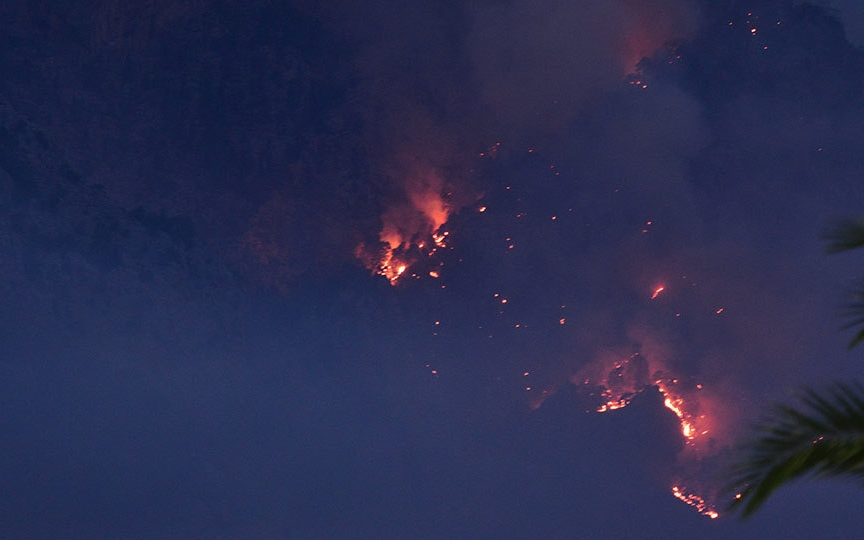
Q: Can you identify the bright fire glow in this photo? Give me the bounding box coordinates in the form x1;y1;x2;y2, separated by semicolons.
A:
585;353;719;518
651;286;665;300
357;171;455;285
662;394;697;441
595;375;707;446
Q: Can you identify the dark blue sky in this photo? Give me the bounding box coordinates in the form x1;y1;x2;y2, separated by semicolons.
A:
2;1;864;538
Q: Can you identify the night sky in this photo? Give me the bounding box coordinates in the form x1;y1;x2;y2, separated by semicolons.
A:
3;1;864;538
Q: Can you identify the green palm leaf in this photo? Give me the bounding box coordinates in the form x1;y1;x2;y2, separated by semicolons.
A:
824;219;864;348
727;384;864;517
841;282;864;349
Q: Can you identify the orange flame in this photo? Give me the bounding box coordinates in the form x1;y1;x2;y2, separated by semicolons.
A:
657;385;705;444
358;169;453;285
582;351;720;518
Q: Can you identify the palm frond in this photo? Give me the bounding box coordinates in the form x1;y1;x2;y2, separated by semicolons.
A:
824;218;864;254
841;283;864;349
726;383;864;517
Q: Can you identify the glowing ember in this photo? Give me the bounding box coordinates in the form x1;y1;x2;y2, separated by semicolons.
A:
672;486;719;519
596;398;629;413
369;244;414;285
651;286;665;300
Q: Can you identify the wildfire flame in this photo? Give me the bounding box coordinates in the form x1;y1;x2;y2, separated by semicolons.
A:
594;372;708;447
358;169;454;285
583;352;719;518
